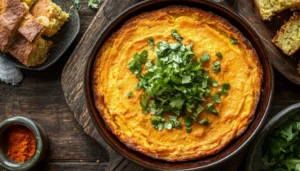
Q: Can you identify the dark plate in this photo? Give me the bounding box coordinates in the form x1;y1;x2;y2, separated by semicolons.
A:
0;0;80;70
246;102;300;171
85;0;274;170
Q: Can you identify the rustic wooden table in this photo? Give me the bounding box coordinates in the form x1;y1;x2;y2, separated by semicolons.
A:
0;0;300;170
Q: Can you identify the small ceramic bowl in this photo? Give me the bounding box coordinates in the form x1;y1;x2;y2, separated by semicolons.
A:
0;116;48;171
246;102;300;171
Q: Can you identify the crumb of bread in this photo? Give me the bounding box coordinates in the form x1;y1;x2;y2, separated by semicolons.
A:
31;0;69;37
273;12;300;56
254;0;300;20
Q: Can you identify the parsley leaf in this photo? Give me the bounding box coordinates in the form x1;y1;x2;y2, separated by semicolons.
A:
73;0;81;9
212;94;221;103
88;0;103;9
184;116;193;133
213;61;221;73
127;91;134;99
216;52;223;59
172;29;183;42
148;37;155;50
207;103;218;115
201;52;210;62
198;119;211;125
230;38;238;44
219;83;231;95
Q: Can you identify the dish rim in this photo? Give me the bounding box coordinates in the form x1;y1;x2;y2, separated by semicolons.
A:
84;0;274;170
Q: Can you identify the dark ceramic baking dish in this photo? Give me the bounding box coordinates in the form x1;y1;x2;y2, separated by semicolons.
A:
84;0;274;170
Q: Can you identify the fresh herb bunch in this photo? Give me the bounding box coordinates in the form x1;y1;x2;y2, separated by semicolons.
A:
262;112;300;171
128;30;230;133
73;0;102;9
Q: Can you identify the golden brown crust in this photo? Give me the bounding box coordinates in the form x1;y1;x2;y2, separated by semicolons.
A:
92;6;263;161
253;0;266;20
0;0;27;51
18;13;43;42
272;12;300;56
8;34;33;65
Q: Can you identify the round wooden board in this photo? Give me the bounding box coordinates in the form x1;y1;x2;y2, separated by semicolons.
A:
61;0;298;170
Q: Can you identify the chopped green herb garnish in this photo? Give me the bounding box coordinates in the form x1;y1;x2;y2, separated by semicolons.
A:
218;83;231;95
73;0;81;9
262;112;300;171
230;38;238;44
128;30;230;132
201;52;210;62
216;52;223;59
207;103;218;115
127;91;134;99
88;0;103;9
213;61;221;73
148;37;155;50
171;29;183;42
198;119;210;125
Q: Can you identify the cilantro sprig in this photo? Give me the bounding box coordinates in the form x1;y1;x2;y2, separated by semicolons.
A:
73;0;102;9
128;30;231;133
262;112;300;171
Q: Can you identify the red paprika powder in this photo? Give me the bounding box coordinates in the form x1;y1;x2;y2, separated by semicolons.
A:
6;125;36;162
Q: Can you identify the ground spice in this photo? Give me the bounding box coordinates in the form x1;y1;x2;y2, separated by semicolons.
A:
6;125;36;163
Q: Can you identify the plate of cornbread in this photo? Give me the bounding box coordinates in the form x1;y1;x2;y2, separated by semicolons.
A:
246;0;300;85
0;0;80;70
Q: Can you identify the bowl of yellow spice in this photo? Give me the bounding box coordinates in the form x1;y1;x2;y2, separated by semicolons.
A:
0;116;48;171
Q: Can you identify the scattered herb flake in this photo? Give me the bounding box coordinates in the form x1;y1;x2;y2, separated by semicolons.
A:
198;119;210;125
201;52;210;62
213;61;221;73
216;52;223;59
230;38;238;44
207;103;218;115
172;29;183;42
127;91;134;99
219;83;231;95
88;0;103;9
212;94;221;103
148;37;155;50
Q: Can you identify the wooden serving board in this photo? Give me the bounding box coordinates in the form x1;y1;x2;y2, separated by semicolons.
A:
61;0;297;170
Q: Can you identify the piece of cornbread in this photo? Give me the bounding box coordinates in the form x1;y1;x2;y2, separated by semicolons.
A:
18;13;43;42
31;0;69;37
21;0;36;8
8;34;51;67
273;12;300;56
254;0;300;20
0;0;28;51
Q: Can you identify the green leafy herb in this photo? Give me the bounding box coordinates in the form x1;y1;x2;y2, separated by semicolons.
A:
213;61;221;73
201;52;210;62
88;0;103;9
127;91;134;99
148;37;155;50
198;119;210;125
172;29;183;42
73;0;102;9
262;112;300;171
216;52;223;59
230;38;238;44
128;30;230;132
207;103;218;115
218;83;231;95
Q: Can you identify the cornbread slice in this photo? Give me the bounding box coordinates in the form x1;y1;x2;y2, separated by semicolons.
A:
273;12;300;56
8;34;51;67
18;14;43;42
254;0;300;20
21;0;36;8
31;0;69;37
0;0;28;51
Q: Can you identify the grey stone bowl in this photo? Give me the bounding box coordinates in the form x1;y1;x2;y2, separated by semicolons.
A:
0;0;80;70
246;102;300;171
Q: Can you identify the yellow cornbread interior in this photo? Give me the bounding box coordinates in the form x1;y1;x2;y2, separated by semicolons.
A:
34;0;69;37
256;0;300;20
27;37;51;66
275;19;300;55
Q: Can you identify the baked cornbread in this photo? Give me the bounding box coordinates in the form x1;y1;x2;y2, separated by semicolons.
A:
93;6;263;161
21;0;36;8
8;34;51;67
273;12;300;56
254;0;300;20
0;0;28;51
18;13;43;42
31;0;69;37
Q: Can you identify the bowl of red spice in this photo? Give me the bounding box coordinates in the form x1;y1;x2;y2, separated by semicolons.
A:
0;116;48;171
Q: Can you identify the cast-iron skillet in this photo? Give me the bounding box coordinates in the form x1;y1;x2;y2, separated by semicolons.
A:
85;0;274;170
